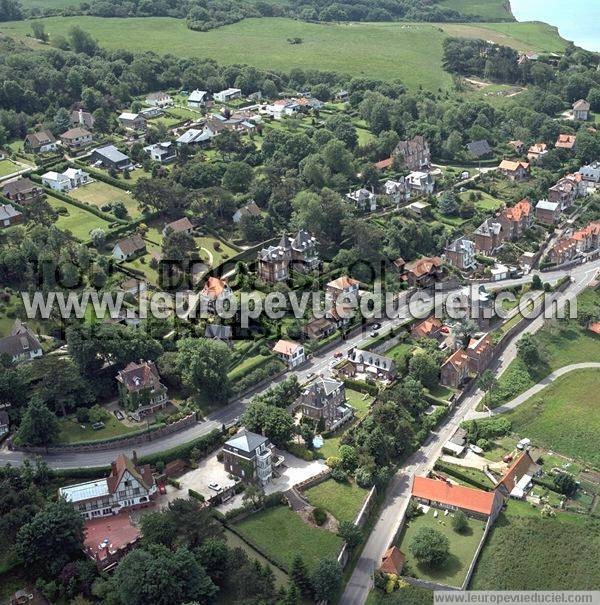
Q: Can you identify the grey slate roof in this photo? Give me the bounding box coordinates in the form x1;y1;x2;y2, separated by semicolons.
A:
225;430;269;453
94;145;130;163
466;140;492;158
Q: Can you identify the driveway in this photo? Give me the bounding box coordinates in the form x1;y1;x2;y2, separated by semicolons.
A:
264;452;327;495
163;451;236;504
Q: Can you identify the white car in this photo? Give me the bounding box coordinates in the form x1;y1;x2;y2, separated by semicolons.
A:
208;483;222;492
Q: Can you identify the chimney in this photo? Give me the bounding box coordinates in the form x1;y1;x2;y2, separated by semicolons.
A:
111;461;117;475
132;450;138;465
79;108;84;125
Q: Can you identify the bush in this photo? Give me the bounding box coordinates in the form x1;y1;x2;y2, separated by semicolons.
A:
75;408;90;424
188;488;205;501
264;492;284;508
312;507;327;526
452;510;469;533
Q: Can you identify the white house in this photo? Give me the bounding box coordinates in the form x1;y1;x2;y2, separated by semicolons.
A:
233;201;262;223
406;171;435;195
144;142;176;163
146;91;173;107
0;320;43;364
214;88;242;103
346;188;377;212
63;167;90;188
188;89;209;108
384;178;410;204
41;170;71;192
112;234;147;261
273;339;305;368
59;454;157;520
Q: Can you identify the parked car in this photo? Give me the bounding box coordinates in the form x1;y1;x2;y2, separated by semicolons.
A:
208;483;222;492
91;422;105;431
370;322;382;330
517;438;531;450
503;454;514;463
306;371;315;379
333;351;343;358
369;331;379;338
468;444;483;455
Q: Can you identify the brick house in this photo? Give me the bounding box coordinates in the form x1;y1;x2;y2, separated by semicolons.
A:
116;360;168;417
222;430;273;485
393;135;431;171
341;349;396;382
440;349;470;387
548;237;577;264
444;237;476;271
295;377;352;430
572;221;600;253
465;333;494;374
499;159;530;181
2;177;43;204
0;203;24;228
302;316;336;341
257;230;318;283
548;175;583;210
397;256;444;288
411;315;443;340
473;217;504;254
498;199;533;240
535;200;561;225
326;275;360;302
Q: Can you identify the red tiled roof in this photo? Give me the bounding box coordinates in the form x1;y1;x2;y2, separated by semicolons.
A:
379;546;405;575
201;276;229;300
442;348;469;371
273;339;301;355
495;450;535;493
404;257;443;278
327;275;360;290
555;134;576;149
502;199;531;222
412;476;497;516
588;322;600;335
375;157;393;170
412;316;443;339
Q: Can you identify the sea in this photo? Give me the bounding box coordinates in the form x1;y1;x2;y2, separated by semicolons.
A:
510;0;600;52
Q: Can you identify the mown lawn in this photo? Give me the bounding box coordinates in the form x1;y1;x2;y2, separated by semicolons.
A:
318;389;373;458
57;415;134;444
0;158;20;177
46;195;112;241
470;501;600;590
397;508;486;588
304;479;367;524
195;235;237;267
69;180;141;218
504;369;600;468
458;191;504;212
233;505;343;572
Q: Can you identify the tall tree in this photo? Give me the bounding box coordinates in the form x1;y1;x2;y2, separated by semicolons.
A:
15;397;59;447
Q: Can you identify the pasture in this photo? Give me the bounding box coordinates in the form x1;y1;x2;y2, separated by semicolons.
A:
0;17;567;90
470;501;600;590
437;0;512;21
504;369;600;468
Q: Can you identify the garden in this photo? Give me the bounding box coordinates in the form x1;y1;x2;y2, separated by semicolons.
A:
304;478;368;525
396;507;486;588
232;504;343;572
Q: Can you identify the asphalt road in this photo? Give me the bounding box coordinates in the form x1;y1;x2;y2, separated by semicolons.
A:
339;259;600;605
0;261;596;472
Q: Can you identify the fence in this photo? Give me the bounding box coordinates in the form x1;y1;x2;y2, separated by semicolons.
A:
16;413;198;453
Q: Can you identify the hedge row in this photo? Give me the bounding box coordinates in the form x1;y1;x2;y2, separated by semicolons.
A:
188;488;205;502
138;428;225;466
341;378;379;396
433;460;492;491
72;159;134;191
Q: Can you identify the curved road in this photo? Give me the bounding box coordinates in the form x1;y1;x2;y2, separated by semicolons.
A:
467;362;600;420
0;261;597;473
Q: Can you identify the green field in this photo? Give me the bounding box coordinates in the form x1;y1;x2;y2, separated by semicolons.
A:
438;0;513;21
441;21;567;53
0;159;21;177
366;586;433;605
57;414;133;443
304;479;367;524
46;195;112;240
69;180;141;219
396;508;486;588
504;369;600;468
470;501;600;590
492;315;600;407
233;505;343;572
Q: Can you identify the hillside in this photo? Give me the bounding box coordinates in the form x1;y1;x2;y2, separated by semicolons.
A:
0;17;568;90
